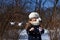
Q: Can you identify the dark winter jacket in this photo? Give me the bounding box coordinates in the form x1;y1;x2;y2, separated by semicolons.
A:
26;25;44;40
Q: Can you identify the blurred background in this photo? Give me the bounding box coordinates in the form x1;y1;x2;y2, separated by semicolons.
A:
0;0;60;40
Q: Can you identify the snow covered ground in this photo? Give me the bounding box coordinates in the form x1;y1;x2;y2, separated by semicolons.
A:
19;29;50;40
41;29;50;40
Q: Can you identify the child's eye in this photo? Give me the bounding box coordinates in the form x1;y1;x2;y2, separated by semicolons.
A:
32;19;36;21
34;20;36;21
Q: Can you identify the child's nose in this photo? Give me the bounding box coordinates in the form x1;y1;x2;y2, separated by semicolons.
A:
33;19;37;21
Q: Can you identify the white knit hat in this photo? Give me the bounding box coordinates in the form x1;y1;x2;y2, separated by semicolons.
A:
29;12;39;19
29;12;41;21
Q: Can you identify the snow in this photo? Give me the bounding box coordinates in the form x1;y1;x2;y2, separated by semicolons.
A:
19;29;50;40
10;22;15;25
18;22;22;26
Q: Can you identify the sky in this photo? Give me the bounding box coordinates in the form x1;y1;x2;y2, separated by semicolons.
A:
0;0;60;12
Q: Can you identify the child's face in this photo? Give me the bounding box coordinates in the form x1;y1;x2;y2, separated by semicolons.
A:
30;17;38;22
29;17;40;25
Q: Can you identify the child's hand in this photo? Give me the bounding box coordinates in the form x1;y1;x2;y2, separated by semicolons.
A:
39;27;43;31
29;27;34;31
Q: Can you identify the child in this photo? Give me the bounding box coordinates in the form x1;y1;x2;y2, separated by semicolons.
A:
25;12;44;40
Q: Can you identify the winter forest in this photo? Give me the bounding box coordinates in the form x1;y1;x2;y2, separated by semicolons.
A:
0;0;60;40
